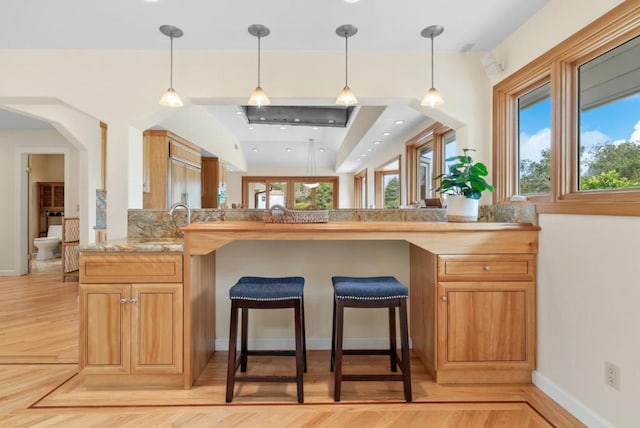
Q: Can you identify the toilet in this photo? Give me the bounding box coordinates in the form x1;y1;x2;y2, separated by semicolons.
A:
34;225;62;261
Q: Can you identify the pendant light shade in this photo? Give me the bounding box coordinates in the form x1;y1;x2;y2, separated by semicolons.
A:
336;24;358;107
303;138;320;189
159;25;184;108
248;24;271;107
420;25;444;107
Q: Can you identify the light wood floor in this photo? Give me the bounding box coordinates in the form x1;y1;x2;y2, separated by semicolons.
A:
0;273;584;427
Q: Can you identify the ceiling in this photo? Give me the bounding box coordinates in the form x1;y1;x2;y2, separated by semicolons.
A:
1;0;550;172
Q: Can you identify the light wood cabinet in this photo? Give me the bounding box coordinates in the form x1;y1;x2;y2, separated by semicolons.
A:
80;283;183;375
143;130;202;209
79;253;184;381
410;250;536;383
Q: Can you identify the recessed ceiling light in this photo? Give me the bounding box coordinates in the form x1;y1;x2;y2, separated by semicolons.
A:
313;127;320;130
294;118;301;123
328;119;335;124
259;116;266;121
144;0;160;3
252;147;258;152
344;0;361;3
374;141;381;145
383;132;391;136
361;154;367;157
236;110;242;115
280;126;287;130
394;120;404;125
319;148;325;152
248;126;254;130
285;148;292;152
367;148;373;152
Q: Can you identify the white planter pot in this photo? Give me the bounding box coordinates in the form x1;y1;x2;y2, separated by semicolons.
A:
446;195;479;222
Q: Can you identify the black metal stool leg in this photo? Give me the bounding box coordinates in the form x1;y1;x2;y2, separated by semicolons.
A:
302;297;307;373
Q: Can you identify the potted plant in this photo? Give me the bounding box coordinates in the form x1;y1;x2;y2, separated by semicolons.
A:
434;148;494;222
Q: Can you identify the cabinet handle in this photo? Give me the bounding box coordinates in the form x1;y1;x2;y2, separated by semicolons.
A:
130;298;138;304
440;295;448;302
120;298;128;304
483;265;491;271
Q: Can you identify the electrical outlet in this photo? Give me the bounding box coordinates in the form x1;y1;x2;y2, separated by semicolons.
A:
605;361;621;391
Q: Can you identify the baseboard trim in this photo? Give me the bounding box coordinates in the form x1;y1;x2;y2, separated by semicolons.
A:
0;270;20;276
532;370;613;428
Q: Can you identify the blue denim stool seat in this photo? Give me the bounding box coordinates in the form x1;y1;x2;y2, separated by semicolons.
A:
226;276;306;403
331;276;412;402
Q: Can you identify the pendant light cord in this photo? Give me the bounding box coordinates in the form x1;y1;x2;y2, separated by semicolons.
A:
430;35;434;88
169;36;174;89
257;36;261;87
344;36;349;87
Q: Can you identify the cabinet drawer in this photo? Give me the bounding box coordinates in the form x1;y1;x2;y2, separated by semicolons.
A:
438;255;535;281
80;253;183;283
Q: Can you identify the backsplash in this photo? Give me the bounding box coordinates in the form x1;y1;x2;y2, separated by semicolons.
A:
128;204;536;239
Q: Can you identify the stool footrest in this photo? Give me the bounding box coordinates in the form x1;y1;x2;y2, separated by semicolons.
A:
246;350;296;357
233;375;298;383
342;374;405;382
342;349;393;356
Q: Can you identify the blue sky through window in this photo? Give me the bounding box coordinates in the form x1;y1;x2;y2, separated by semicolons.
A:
519;94;640;163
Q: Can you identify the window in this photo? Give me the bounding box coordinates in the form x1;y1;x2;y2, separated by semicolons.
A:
406;123;455;204
518;82;551;195
242;176;338;209
493;2;640;215
375;157;401;209
578;35;640;192
418;145;433;199
354;169;367;208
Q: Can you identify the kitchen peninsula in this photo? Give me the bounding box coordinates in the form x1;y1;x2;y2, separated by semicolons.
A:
79;220;539;390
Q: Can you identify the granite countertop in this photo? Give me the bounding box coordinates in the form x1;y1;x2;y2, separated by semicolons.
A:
79;238;184;253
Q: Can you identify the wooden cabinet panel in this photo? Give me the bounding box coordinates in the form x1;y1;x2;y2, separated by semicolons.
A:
131;284;183;374
143;130;202;209
80;282;183;375
80;284;130;373
80;253;183;284
445;289;526;362
438;255;535;282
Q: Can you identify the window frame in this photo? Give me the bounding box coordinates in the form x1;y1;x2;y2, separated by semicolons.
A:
242;176;339;209
406;122;453;204
353;168;368;209
493;2;640;216
375;156;401;209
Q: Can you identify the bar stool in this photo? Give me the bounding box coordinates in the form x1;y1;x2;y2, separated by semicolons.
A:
330;276;412;402
226;276;307;403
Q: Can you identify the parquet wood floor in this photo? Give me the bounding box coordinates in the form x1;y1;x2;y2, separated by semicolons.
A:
0;273;584;427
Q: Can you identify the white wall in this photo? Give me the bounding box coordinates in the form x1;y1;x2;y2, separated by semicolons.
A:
491;1;635;427
0;130;79;275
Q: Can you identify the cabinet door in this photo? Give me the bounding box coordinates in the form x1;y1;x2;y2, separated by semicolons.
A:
170;159;187;206
130;283;183;374
79;284;131;374
437;281;534;370
185;164;202;209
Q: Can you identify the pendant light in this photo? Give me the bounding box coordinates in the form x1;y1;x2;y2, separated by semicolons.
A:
335;24;358;107
248;24;271;107
303;138;319;189
420;25;445;107
158;25;184;108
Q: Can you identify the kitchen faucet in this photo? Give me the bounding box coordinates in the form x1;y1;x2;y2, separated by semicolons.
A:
169;201;191;226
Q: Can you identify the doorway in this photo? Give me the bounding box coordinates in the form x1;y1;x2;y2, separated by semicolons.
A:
28;154;65;274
